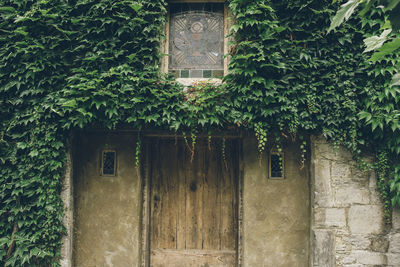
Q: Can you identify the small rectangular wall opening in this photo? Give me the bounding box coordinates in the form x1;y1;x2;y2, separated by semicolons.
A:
101;150;116;176
269;150;284;179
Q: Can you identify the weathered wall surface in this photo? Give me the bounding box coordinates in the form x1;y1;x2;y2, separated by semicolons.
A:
73;132;141;266
242;137;311;267
311;135;400;267
63;133;400;267
61;140;73;267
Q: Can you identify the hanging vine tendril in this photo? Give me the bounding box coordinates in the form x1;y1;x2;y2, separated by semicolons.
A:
190;131;197;162
208;131;212;151
376;151;391;223
299;137;307;170
275;134;283;173
135;130;141;167
222;136;227;169
254;122;267;162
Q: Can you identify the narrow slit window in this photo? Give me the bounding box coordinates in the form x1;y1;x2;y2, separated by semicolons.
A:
269;151;284;179
101;150;116;176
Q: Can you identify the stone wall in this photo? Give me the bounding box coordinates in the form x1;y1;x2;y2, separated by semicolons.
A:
60;138;73;267
311;136;400;267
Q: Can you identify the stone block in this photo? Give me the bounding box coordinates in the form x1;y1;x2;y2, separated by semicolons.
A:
334;236;350;253
314;159;334;207
369;186;383;205
314;208;326;228
389;233;400;253
351;168;370;182
341;254;356;264
311;135;352;161
387;252;400;266
353;250;387;265
368;172;384;206
392;208;400;233
342;235;371;250
348;205;384;235
369;171;377;189
325;208;346;227
371;235;389;253
331;162;352;178
335;185;370;206
313;230;335;266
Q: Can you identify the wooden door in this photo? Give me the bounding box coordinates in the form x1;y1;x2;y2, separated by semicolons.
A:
148;138;238;267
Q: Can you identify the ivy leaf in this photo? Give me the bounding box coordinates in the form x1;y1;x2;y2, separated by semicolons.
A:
28;150;39;157
370;37;400;62
391;73;400;87
388;4;400;32
359;0;376;16
363;29;391;53
386;0;400;10
359;111;372;122
0;6;15;13
61;99;77;108
129;3;142;12
328;0;361;33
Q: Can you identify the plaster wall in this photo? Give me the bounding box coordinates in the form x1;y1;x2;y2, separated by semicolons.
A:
242;137;311;267
73;132;141;266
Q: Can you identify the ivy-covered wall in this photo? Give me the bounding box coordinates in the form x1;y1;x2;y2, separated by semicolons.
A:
0;0;400;265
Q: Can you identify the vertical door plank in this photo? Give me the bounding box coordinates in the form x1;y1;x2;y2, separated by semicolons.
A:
157;141;168;249
176;140;186;250
150;140;162;249
185;143;204;249
220;139;237;250
202;140;221;250
160;140;178;249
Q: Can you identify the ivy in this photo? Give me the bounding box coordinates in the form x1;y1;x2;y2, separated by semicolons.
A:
1;0;400;265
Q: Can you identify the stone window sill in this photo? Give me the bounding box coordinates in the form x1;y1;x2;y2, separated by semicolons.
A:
176;78;222;87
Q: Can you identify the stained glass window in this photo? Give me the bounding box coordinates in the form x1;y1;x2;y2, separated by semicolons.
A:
169;3;224;78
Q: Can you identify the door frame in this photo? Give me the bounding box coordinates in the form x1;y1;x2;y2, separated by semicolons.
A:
139;135;244;267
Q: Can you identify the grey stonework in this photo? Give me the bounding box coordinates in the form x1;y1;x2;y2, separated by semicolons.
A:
311;135;400;267
60;141;73;267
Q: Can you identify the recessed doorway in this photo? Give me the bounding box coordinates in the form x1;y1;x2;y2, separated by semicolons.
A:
142;137;240;267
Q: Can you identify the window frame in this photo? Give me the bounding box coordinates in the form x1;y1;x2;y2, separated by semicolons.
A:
161;0;230;83
100;149;117;177
268;149;285;180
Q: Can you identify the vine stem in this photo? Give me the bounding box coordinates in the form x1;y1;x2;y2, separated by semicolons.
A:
6;223;18;259
222;136;227;169
183;132;196;163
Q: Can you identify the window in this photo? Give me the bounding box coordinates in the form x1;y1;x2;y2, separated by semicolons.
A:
101;150;116;176
162;1;229;79
269;149;284;179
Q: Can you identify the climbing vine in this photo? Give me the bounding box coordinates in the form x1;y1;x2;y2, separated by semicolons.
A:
376;150;391;222
0;0;400;265
136;130;141;167
254;122;267;157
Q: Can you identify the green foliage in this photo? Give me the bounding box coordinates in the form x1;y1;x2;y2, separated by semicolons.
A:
254;122;267;154
328;0;361;33
328;0;400;85
376;151;391;222
1;0;400;265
